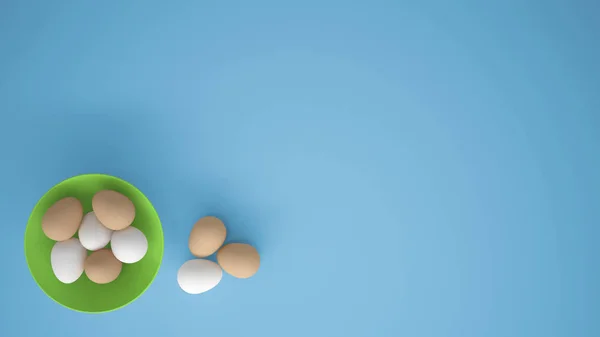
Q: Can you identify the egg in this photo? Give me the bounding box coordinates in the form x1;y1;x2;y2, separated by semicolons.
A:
110;226;148;263
188;216;227;258
177;259;223;294
42;197;83;241
216;243;260;279
92;190;135;230
84;249;122;284
51;238;86;284
78;211;113;251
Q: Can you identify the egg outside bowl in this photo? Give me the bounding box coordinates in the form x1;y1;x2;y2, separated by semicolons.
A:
24;174;164;313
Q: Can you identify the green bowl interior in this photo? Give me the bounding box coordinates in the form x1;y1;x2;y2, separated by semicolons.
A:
24;174;164;313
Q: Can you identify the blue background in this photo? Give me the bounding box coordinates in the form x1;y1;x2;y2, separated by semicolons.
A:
1;1;598;336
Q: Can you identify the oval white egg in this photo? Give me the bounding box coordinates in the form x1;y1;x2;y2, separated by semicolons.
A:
78;212;113;251
177;259;222;294
110;226;148;263
51;238;86;284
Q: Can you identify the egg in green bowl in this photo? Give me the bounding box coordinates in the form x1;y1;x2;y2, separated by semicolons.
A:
24;174;164;313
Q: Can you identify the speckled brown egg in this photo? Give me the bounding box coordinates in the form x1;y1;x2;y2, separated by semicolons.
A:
217;243;260;279
41;197;83;241
84;249;122;284
188;216;227;258
92;190;135;230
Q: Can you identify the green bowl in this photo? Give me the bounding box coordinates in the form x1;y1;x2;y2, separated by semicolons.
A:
24;174;164;313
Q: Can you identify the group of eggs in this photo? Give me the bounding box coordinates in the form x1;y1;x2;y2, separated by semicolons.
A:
43;190;259;294
43;190;148;284
177;216;260;294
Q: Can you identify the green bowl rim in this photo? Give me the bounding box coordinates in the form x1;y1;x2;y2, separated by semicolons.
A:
24;173;164;314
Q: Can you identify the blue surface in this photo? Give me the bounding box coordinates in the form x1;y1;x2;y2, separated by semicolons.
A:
1;1;598;336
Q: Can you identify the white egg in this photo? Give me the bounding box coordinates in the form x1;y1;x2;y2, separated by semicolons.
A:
177;259;222;294
78;211;113;251
51;238;86;284
110;226;148;263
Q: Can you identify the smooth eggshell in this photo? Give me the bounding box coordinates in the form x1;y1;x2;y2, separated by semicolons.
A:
177;259;223;294
84;249;122;284
42;197;83;241
188;216;227;258
110;226;148;264
217;243;260;279
92;190;135;230
78;212;113;251
51;238;87;284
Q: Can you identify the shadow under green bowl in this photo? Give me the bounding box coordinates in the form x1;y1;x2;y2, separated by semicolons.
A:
24;174;164;313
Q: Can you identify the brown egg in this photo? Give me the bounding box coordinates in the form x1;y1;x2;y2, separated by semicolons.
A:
188;216;227;258
84;249;122;284
217;243;260;279
92;190;135;230
41;197;83;241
